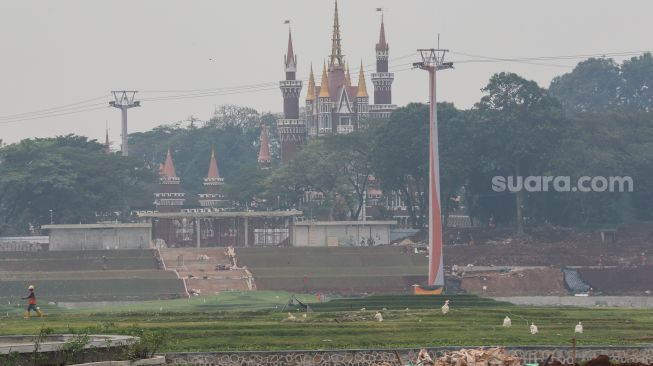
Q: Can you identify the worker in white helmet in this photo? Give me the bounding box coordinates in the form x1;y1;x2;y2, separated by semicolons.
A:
21;285;44;318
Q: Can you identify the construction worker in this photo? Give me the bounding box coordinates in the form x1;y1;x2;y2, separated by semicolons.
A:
22;285;43;318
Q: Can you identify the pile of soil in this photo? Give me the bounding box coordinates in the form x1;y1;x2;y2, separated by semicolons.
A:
443;223;653;267
579;266;653;295
459;267;567;296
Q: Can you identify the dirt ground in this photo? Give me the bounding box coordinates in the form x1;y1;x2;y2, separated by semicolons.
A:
579;266;653;295
459;267;568;296
441;223;653;267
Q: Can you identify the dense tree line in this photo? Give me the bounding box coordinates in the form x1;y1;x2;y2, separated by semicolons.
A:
550;53;653;113
270;58;653;230
2;55;652;234
0;135;154;235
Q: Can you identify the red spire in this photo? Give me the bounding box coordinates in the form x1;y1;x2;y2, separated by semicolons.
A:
162;148;177;178
207;148;220;179
258;125;271;169
376;14;388;51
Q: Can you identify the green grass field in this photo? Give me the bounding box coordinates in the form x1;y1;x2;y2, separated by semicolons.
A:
1;292;652;352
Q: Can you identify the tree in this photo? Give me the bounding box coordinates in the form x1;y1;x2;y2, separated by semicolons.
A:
0;135;155;234
549;53;653;114
371;104;429;228
621;52;653;112
544;111;653;226
370;103;471;229
549;58;622;113
128;119;262;197
265;132;373;220
474;72;566;234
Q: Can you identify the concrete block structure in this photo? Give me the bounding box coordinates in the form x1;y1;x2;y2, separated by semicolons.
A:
41;223;151;251
293;220;396;247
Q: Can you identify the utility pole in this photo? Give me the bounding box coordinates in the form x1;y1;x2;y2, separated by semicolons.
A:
109;91;140;156
414;48;453;287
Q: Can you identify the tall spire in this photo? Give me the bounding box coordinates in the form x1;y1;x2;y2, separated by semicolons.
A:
329;0;345;70
345;62;352;88
319;63;330;97
285;27;297;70
207;148;220;179
258;125;271;169
357;61;368;98
162;148;177;178
104;126;111;154
376;13;388;51
306;63;316;101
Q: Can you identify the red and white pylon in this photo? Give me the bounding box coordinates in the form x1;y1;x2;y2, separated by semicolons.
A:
414;49;453;287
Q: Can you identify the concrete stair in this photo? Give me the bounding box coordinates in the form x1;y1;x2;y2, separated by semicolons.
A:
159;248;253;295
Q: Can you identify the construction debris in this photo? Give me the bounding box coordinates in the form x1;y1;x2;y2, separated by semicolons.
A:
415;347;521;366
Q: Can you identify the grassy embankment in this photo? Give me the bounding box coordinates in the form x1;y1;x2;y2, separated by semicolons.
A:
0;292;651;351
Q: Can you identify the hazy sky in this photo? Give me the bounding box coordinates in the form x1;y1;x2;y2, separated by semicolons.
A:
1;0;651;144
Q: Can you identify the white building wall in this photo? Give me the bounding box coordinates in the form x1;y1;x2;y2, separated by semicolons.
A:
49;227;151;251
292;222;394;247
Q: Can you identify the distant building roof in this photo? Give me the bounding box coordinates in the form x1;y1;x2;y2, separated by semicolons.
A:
137;210;303;219
295;220;396;226
41;223;152;230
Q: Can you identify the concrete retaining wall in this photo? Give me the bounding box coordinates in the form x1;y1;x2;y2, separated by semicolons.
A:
165;346;653;366
494;296;653;308
44;224;151;251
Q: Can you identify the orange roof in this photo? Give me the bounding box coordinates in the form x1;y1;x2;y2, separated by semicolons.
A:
306;64;316;101
162;148;177;178
319;63;330;98
207;148;220;179
356;61;368;98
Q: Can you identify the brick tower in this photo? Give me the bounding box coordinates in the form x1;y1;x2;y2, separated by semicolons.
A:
278;27;305;163
371;14;395;118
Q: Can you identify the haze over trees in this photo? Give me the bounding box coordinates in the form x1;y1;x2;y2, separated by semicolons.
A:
0;135;154;235
1;54;652;234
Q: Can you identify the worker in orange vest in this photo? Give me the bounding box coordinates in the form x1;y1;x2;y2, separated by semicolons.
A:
22;285;44;318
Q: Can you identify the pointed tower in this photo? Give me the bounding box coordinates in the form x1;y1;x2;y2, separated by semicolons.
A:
356;61;370;121
278;26;305;163
345;63;352;88
104;127;111;154
317;63;333;135
371;13;395;118
306;64;317;137
199;148;225;208
327;0;346;100
154;148;185;212
329;0;345;71
258;125;272;170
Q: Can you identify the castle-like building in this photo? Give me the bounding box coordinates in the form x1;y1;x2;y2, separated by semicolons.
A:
278;1;396;163
139;2;407;247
